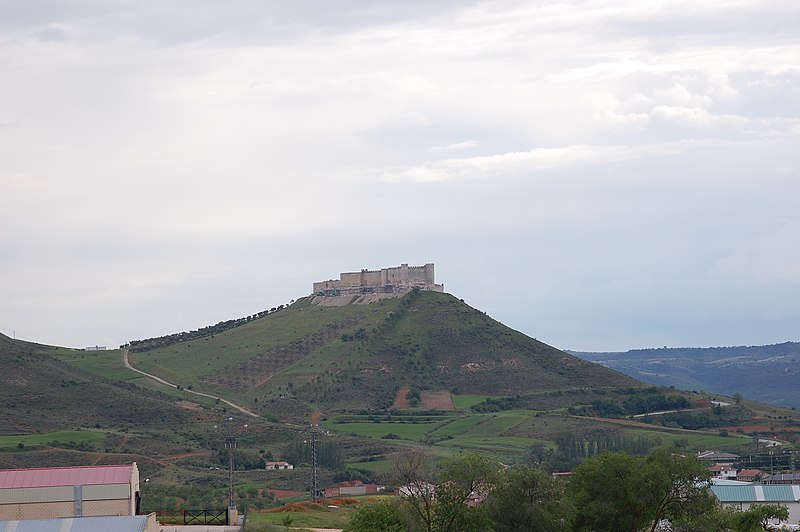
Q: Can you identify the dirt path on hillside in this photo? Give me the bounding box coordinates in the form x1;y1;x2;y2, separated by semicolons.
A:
122;349;259;418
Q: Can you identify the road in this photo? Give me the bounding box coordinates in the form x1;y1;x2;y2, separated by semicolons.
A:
631;409;682;418
122;349;259;418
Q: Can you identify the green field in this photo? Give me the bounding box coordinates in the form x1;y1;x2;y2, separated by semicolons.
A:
347;459;393;473
128;297;388;388
451;394;492;409
624;428;751;450
244;497;395;531
0;430;105;450
47;348;133;381
328;421;440;441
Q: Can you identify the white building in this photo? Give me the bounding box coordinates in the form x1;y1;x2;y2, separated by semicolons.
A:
265;462;293;470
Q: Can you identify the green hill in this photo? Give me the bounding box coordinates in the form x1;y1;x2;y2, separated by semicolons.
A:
0;332;301;487
126;290;640;418
5;288;800;509
0;334;200;435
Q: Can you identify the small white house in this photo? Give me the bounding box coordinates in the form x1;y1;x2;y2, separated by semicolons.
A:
708;463;737;480
265;462;293;470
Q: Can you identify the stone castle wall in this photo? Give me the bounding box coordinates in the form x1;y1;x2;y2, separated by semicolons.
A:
313;263;443;296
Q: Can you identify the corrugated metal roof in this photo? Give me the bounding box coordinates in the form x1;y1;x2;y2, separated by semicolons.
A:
712;484;800;502
0;464;132;489
0;515;148;532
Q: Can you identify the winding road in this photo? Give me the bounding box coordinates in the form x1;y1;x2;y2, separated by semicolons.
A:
122;349;259;418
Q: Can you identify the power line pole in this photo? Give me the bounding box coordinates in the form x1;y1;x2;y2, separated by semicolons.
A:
217;417;248;511
310;427;319;502
226;433;236;509
303;418;323;502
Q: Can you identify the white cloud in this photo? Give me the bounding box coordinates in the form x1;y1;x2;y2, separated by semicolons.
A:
1;0;799;350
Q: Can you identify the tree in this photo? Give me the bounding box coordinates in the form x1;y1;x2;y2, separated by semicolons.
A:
569;449;714;532
569;451;650;532
433;454;495;532
392;450;436;532
641;447;715;531
731;503;789;531
485;464;575;531
344;501;407;532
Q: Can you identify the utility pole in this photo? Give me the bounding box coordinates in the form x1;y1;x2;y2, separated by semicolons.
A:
226;433;236;509
310;426;319;502
216;417;248;512
303;414;324;502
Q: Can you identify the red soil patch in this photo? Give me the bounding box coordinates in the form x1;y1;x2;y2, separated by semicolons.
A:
176;400;202;411
392;386;410;409
420;391;454;410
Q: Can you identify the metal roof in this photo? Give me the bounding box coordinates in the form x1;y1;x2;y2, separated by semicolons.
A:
0;464;133;489
711;484;800;503
0;515;149;532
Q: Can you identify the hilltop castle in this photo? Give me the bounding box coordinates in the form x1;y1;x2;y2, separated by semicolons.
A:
313;263;444;298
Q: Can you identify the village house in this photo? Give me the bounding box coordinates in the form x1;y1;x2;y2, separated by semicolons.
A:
697;450;740;463
324;480;381;498
264;462;293;471
736;469;763;483
708;464;738;480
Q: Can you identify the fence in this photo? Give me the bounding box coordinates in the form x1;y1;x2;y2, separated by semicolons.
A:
155;509;228;525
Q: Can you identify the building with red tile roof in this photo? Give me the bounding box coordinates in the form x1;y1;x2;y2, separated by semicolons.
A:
0;463;140;521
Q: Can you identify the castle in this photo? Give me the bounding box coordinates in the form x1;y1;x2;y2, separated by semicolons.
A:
313;263;444;297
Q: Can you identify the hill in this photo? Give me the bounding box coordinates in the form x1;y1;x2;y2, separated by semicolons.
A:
6;289;800;514
0;332;305;489
125;289;640;418
0;333;200;435
570;342;800;409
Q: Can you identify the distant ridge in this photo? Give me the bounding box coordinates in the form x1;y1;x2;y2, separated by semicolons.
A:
570;342;800;408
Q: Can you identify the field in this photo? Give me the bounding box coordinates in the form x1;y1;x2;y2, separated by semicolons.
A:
330;420;437;441
329;410;626;462
0;430;106;451
46;348;132;381
244;497;392;531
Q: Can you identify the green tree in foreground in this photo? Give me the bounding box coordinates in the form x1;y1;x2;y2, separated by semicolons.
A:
433;453;495;532
485;463;575;531
344;501;406;532
569;448;713;532
730;503;789;531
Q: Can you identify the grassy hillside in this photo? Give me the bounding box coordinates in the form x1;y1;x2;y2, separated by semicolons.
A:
0;334;201;435
0;332;308;489
128;290;639;419
8;290;800;516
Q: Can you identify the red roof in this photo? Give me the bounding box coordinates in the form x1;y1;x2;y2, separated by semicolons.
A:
737;469;762;477
0;464;133;489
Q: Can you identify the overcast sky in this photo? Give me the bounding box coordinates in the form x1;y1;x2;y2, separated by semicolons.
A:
2;0;799;352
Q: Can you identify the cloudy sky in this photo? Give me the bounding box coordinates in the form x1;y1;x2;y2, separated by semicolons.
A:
2;0;799;352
